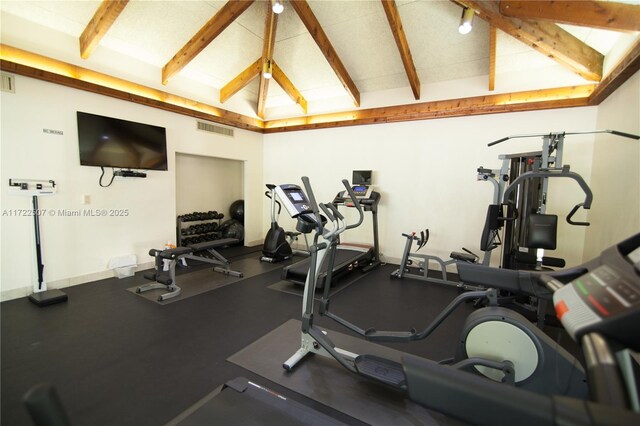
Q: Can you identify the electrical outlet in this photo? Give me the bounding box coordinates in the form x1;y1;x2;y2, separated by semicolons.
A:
81;194;91;205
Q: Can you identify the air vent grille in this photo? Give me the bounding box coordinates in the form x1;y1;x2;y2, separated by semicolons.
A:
197;120;234;137
1;72;15;93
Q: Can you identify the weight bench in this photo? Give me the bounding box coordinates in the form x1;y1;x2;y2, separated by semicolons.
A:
390;229;482;291
138;247;193;301
183;238;243;278
137;238;243;301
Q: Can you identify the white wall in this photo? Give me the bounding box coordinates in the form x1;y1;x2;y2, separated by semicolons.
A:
2;70;637;301
584;72;640;259
0;75;263;301
175;153;244;218
263;107;600;268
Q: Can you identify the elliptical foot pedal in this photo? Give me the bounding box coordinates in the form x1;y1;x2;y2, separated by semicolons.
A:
354;355;406;389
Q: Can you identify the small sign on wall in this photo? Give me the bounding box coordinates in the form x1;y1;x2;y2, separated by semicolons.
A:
43;129;64;135
1;72;15;93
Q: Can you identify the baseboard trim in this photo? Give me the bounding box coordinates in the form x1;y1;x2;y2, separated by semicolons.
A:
0;261;155;302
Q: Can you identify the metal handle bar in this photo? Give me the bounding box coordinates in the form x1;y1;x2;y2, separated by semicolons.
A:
327;203;344;221
566;203;590;226
301;176;324;235
320;203;336;223
319;203;341;240
502;169;593;224
340;179;364;230
489;129;640;147
264;190;282;215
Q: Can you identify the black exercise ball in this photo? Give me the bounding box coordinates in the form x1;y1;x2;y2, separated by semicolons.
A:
221;219;244;242
229;200;244;224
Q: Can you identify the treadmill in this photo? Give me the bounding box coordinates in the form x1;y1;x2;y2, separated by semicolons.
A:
280;180;381;289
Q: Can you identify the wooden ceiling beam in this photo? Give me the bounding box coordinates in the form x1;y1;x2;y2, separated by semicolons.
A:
589;38;640;105
162;0;254;85
272;61;308;114
499;1;640;33
489;26;496;91
5;41;638;134
290;0;360;107
458;0;604;81
381;0;421;100
257;2;279;119
79;0;129;59
263;85;595;132
220;58;261;103
0;45;263;132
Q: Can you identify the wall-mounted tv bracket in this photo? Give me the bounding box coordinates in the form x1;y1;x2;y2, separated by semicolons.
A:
113;170;147;178
99;167;147;188
7;178;67;306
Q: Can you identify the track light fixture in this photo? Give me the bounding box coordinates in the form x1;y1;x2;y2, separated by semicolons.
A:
263;60;273;79
458;7;474;35
272;0;284;14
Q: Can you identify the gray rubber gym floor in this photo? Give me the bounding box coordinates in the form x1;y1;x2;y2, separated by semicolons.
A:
1;246;577;425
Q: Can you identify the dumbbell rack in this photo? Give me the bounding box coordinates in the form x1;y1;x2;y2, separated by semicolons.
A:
176;211;225;247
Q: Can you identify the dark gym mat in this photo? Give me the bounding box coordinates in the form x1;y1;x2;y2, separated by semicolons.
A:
267;268;368;299
127;256;290;305
227;319;461;426
167;377;351;426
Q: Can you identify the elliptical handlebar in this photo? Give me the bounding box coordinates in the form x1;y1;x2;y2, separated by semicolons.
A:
319;203;336;223
319;203;341;240
301;176;324;235
340;179;365;230
300;177;366;241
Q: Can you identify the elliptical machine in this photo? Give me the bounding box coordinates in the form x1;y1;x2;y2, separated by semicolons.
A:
261;184;312;263
283;176;589;399
260;184;293;263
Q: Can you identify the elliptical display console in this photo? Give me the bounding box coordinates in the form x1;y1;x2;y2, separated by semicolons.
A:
275;184;312;218
544;237;640;351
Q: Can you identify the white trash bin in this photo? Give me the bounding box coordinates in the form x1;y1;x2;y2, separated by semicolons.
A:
108;254;137;279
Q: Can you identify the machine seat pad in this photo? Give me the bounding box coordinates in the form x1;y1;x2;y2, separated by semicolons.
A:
450;251;477;263
159;247;194;259
189;238;239;252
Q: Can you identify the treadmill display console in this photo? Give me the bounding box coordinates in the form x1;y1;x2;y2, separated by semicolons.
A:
352;185;369;196
338;185;375;206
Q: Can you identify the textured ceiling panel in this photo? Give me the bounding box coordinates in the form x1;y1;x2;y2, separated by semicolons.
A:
108;1;222;65
1;0;638;119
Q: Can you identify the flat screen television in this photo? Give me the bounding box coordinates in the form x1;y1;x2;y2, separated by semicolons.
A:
352;170;372;185
77;111;168;171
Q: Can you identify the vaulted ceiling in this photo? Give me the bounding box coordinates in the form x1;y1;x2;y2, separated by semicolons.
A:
1;0;639;133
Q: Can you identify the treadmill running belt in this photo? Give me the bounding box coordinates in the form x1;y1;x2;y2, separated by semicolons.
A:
284;247;373;288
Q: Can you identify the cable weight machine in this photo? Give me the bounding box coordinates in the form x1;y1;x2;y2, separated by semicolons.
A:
488;129;639;271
